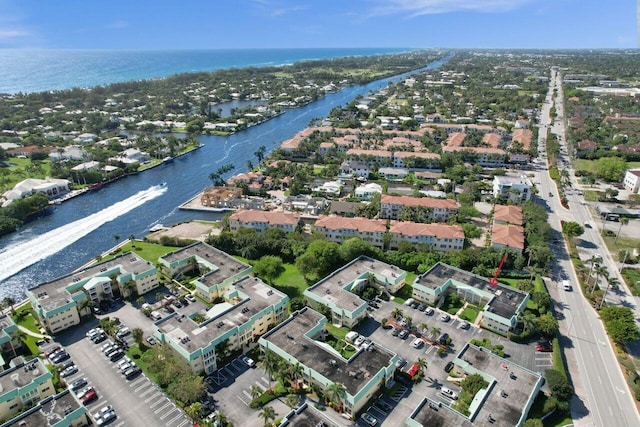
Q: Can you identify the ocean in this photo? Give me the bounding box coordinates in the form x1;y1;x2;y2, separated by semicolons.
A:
0;47;408;94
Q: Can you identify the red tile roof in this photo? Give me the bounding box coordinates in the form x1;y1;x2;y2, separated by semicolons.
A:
381;195;457;209
314;215;387;233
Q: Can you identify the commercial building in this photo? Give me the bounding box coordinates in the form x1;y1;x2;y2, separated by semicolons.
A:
259;308;398;418
411;263;529;334
27;253;159;334
623;169;640;193
0;358;55;423
406;344;543;427
304;256;406;328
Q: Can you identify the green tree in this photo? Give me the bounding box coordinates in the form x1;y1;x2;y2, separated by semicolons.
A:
258;405;276;426
2;297;15;315
537;313;559;337
460;373;488;396
132;328;144;347
600;306;640;343
545;369;574;400
253;255;284;285
561;221;584;239
615;216;629;243
523;419;544;427
250;385;263;400
325;382;346;412
295;239;341;280
185;402;202;421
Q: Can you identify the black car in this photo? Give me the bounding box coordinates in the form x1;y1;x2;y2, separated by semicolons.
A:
376;399;393;413
438;333;449;345
70;378;88;392
173;300;183;308
179;297;189;306
444;361;454;373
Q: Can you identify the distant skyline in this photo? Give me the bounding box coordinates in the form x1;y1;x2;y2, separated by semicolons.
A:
0;0;637;50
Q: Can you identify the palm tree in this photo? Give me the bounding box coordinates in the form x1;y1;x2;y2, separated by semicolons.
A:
600;276;619;309
419;322;429;334
258;405;276;426
325;382;346;412
78;298;94;317
430;326;441;340
185;402;202;421
285;394;299;408
391;308;403;320
262;349;280;390
615;217;629;243
122;280;136;299
405;315;412;328
417;357;428;374
591;265;609;294
2;297;16;315
288;362;304;389
520;311;538;335
250;385;263;400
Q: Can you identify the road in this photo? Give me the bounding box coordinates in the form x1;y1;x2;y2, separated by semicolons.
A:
535;68;640;427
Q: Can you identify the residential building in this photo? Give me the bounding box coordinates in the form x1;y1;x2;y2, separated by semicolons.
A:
199;187;266;211
407;344;543;427
389;221;464;251
354;183;382;200
259;308;398;418
378;167;409;181
491;224;525;253
346;149;393;167
312;180;344;196
511;128;533;151
283;195;328;215
392;151;440;169
304;256;407;327
493;205;523;226
313;216;386;249
492;175;533;203
340;161;370;179
0;316;22;366
0;358;55;423
1;390;89;427
154;246;288;374
380;195;458;222
1;178;70;206
27;252;158;334
228;209;299;233
412;262;529;334
623;169;640;193
48;145;87;162
442;145;507;167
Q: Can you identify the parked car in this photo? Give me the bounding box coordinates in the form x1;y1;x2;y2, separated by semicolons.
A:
240;355;255;367
418;304;427;311
110;350;125;362
81;389;98;404
61;365;78;378
460;321;470;330
395;357;407;369
536;342;552;352
354;336;365;346
77;386;94;400
92;333;107;344
440;314;451;322
94;405;113;420
444;362;454;373
179;297;189;306
425;307;434;315
360;412;378;426
398;330;409;339
438;333;449;345
185;294;196;303
391;328;401;337
440;387;458;400
411;337;423;348
124;367;142;380
96;409;117;426
145;336;157;346
70;378;88;392
375;399;393;413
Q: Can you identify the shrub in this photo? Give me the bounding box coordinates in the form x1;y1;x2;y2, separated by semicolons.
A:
545;369;573;401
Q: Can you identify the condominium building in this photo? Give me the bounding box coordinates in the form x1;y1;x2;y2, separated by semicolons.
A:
407;344;543;427
380;195;458;222
259;308;398;418
1;390;89;427
304;256;406;328
0;358;55;423
623;169;640;193
228;209;300;234
27;252;158;334
412;263;529;334
389;221;464;251
153;274;288;375
313;216;386;249
158;242;254;302
0;316;22;366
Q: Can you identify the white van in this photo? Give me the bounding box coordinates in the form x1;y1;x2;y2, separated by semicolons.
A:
404;298;415;306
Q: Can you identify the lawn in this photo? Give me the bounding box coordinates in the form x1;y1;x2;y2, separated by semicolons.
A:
393;282;414;304
126;344;158;383
583;189;603;202
460;305;480;323
601;233;640;261
271;263;308;299
12;303;40;333
621;268;640;296
102;241;180;264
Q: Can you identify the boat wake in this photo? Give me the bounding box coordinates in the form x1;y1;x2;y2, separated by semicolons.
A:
0;185;167;283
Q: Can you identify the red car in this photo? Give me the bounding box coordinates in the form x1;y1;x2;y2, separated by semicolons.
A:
81;389;98;404
535;343;552;352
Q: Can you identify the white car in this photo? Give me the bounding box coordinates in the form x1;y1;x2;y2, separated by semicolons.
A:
441;387;458;400
360;412;378;426
411;338;423;349
240;355;255;367
460;321;470;330
354;336;365;346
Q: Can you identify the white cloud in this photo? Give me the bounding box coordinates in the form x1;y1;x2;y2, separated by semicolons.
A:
0;29;30;40
369;0;536;17
271;5;307;17
106;20;129;29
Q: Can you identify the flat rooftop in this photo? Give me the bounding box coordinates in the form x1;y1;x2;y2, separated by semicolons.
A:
411;345;541;427
416;263;527;320
306;257;404;311
29;252;153;312
4;390;84;427
0;358;48;393
262;308;395;397
157;276;287;352
161;242;251;287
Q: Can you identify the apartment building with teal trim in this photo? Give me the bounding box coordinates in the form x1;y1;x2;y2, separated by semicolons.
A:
304;256;406;328
158;242;253;303
153;271;289;375
259;308;398;418
27;252;158;334
0;316;22;367
0;358;55;423
1;389;90;427
407;344;543;427
411;263;529;334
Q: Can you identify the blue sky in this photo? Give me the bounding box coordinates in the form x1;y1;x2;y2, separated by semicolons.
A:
0;0;636;49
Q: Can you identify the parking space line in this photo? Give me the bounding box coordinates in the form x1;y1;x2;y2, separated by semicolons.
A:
135;382;152;393
129;377;146;387
145;391;163;403
166;413;185;425
150;397;167;408
174;419;191;427
155;402;172;414
237;394;250;406
140;385;158;397
159;406;178;420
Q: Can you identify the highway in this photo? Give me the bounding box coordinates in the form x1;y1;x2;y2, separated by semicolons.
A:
535;68;640;426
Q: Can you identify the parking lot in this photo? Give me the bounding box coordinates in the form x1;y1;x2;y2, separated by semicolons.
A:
53;318;191;427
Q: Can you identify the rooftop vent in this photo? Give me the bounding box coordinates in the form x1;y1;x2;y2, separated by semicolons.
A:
329;360;337;367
